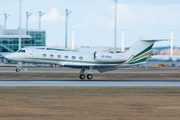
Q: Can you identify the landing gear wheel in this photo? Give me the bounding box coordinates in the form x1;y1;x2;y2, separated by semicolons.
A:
87;74;93;80
16;68;20;72
79;74;85;80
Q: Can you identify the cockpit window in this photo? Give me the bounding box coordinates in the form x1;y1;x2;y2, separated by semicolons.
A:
17;49;25;53
17;50;22;53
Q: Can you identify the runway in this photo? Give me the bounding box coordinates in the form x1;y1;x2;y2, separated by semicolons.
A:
0;71;180;73
1;80;180;87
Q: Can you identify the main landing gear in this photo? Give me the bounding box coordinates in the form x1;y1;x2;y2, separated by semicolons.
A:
79;74;86;79
87;74;93;79
79;68;93;80
15;62;22;72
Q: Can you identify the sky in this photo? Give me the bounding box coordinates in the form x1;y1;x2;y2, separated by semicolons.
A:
0;0;180;48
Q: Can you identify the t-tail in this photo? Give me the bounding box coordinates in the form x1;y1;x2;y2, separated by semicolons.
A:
124;38;169;65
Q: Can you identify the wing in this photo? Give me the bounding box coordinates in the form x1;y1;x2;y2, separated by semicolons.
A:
58;61;147;73
60;62;118;73
58;60;148;73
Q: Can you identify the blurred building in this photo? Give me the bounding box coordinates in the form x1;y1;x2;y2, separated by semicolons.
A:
0;25;46;63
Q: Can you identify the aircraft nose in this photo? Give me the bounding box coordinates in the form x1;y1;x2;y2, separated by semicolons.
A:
5;54;13;60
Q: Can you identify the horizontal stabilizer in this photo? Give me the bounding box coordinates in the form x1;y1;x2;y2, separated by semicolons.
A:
140;38;170;42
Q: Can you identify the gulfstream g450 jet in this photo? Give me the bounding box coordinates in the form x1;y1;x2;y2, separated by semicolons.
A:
5;38;167;79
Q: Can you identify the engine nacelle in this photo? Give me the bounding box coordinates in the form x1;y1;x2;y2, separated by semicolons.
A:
94;52;125;62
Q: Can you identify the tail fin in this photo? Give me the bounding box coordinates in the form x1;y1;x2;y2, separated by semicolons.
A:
124;38;169;65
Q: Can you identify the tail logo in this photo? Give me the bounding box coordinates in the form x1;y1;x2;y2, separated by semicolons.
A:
126;43;154;64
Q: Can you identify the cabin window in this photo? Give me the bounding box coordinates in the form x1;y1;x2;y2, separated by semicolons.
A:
43;54;46;57
57;55;61;58
79;56;83;60
65;55;68;59
50;54;54;58
72;56;76;60
22;50;26;53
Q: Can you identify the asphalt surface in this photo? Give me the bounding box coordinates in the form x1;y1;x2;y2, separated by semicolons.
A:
0;71;180;73
1;80;180;87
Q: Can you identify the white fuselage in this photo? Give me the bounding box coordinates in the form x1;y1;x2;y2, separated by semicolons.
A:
5;48;126;66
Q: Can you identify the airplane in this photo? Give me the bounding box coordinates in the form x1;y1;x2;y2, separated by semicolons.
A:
4;38;167;80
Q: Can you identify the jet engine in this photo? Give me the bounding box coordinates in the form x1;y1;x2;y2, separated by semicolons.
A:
93;51;125;62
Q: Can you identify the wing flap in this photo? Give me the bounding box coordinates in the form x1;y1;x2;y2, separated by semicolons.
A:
97;67;117;73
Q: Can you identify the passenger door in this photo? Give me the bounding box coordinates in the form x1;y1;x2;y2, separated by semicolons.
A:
32;50;39;61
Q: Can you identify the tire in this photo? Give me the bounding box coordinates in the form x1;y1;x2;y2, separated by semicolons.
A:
16;68;20;72
87;74;93;80
79;74;85;80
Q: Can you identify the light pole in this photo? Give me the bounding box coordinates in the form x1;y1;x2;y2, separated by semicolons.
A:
72;27;75;49
4;14;10;29
114;0;118;53
19;0;23;50
65;9;72;48
39;11;45;29
26;12;32;29
171;28;173;56
122;27;124;52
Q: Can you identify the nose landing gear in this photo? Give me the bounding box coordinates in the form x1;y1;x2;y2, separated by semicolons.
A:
16;68;20;72
15;62;22;72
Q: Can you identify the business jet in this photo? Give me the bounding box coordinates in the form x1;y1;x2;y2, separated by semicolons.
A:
4;38;166;80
